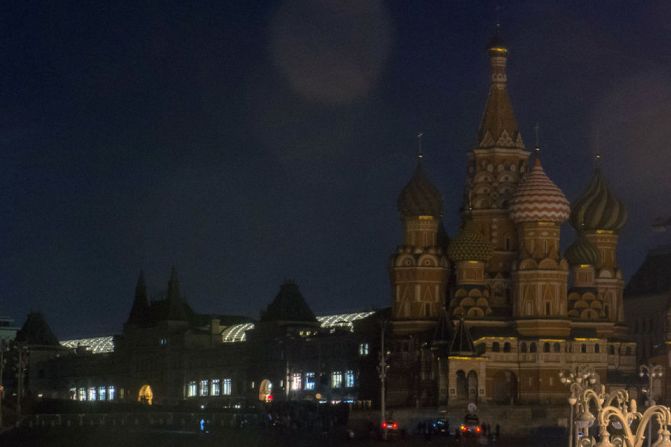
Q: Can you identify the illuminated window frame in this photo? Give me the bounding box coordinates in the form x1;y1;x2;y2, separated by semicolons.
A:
331;371;342;389
305;372;316;391
211;379;221;397
344;370;355;388
291;373;302;391
187;381;197;398
223;378;232;396
199;379;209;397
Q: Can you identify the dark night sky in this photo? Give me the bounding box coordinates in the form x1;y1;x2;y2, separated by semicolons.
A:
2;1;671;339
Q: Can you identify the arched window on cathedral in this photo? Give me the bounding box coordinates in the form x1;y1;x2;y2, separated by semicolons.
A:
553;343;560;353
595;344;600;354
529;342;537;353
504;235;512;251
492;342;500;352
608;345;615;355
581;344;587;353
520;342;527;353
543;343;550;353
503;342;511;353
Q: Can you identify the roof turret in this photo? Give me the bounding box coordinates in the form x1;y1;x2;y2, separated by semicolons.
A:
166;267;188;321
261;280;318;324
570;168;627;232
126;271;149;326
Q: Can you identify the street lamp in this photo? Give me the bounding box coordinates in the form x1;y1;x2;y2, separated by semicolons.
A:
640;364;663;447
560;365;601;447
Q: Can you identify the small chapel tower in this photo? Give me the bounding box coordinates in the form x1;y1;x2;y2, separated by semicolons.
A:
390;145;449;335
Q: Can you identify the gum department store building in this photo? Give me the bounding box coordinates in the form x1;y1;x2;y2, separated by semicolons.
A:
26;34;638;410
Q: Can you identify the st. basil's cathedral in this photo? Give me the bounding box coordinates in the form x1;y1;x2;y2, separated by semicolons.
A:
386;33;635;407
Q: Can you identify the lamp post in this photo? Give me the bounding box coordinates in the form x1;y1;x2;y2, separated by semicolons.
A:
377;320;390;440
560;366;600;447
640;364;663;447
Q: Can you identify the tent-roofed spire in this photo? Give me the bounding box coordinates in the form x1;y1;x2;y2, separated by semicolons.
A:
166;267;187;321
126;270;149;326
450;317;475;354
476;28;525;150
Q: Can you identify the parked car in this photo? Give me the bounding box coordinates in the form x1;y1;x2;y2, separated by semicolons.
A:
380;420;402;440
430;417;450;435
459;414;481;436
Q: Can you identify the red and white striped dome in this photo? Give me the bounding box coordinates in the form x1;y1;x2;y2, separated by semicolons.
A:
509;159;570;224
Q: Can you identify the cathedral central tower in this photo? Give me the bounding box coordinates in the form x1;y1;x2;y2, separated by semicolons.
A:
465;34;530;312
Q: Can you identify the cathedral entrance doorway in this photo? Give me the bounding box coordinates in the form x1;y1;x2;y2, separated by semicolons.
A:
456;371;467;400
467;371;478;403
491;370;518;404
137;384;153;405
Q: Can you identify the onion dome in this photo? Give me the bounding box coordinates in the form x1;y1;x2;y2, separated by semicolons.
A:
509;159;571;224
447;218;493;262
570;168;627;232
565;233;601;266
397;163;443;218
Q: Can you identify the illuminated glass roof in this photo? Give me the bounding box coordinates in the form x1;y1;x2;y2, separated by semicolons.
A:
61;336;114;354
221;322;255;343
60;311;377;351
221;311;375;343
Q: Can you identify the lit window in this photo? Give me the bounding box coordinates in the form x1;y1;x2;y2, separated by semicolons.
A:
305;372;316;391
187;381;197;398
358;343;369;356
345;370;355;388
331;371;342;389
108;386;116;401
98;386;106;401
88;387;96;401
200;379;209;397
223;378;232;396
69;388;76;400
211;379;221;397
159;338;168;346
78;387;86;401
291;373;302;391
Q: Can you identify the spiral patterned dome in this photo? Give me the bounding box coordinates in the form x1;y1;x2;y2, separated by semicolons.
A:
447;218;493;262
565;233;600;266
570;168;627;232
397;162;443;218
509;159;571;224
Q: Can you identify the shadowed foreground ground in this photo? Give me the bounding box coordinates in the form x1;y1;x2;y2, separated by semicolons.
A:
0;426;566;447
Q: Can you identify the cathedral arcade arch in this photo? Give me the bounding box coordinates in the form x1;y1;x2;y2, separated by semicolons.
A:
491;370;518;404
456;371;467;400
